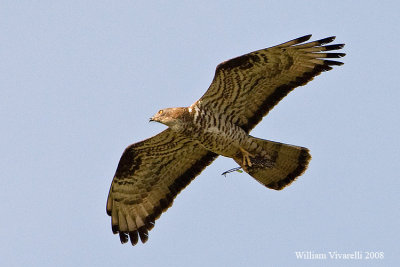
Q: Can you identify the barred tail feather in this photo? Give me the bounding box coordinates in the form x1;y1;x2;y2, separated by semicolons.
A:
233;137;311;190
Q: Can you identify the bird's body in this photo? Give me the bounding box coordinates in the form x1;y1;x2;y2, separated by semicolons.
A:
107;34;346;245
166;104;250;158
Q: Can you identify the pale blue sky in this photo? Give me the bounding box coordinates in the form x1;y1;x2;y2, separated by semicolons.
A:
1;1;399;266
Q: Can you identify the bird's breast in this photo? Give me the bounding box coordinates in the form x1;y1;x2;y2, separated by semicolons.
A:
189;115;248;157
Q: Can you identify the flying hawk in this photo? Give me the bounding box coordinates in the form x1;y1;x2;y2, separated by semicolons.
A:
107;34;345;245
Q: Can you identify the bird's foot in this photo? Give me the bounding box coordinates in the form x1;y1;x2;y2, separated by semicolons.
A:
239;147;254;171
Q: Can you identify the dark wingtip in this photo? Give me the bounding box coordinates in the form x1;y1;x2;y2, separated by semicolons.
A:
317;36;336;45
324;44;345;51
129;231;139;246
297;34;312;43
112;225;119;234
145;216;156;231
119;232;129;244
138;226;149;243
324;60;344;66
325;53;346;58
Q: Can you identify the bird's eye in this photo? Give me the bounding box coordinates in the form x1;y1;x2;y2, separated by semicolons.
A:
158;110;163;115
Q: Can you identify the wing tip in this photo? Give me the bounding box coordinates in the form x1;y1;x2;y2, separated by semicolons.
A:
324;59;345;66
112;225;119;234
114;225;151;246
324;44;345;51
316;36;336;45
297;34;313;43
138;226;149;243
277;34;312;48
324;53;346;59
119;232;129;244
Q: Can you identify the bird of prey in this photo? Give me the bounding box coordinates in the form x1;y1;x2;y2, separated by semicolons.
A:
106;34;345;245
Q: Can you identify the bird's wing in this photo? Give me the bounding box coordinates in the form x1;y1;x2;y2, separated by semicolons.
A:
197;35;345;132
106;129;217;245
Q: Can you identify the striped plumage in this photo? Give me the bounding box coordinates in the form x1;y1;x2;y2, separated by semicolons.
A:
107;34;345;245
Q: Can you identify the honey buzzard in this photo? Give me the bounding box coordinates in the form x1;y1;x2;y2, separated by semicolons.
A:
106;34;345;245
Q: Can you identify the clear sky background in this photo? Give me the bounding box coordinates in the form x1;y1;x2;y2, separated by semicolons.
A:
1;1;399;266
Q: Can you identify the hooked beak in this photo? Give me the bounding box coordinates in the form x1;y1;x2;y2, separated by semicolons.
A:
149;115;158;122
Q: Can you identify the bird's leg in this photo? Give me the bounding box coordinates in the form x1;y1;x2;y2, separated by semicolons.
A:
239;147;254;170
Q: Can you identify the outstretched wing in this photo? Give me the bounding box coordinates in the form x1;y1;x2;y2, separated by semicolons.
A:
197;35;345;132
106;129;217;245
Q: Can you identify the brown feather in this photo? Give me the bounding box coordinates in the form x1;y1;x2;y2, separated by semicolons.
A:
199;34;345;132
107;129;217;245
107;35;345;246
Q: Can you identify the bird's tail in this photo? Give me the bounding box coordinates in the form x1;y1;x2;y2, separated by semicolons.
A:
232;137;311;190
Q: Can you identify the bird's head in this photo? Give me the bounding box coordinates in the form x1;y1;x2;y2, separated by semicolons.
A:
150;107;189;129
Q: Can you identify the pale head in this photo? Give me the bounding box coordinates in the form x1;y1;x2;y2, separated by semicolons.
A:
149;107;189;128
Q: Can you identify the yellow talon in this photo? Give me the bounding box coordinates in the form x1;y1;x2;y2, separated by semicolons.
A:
239;147;254;169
